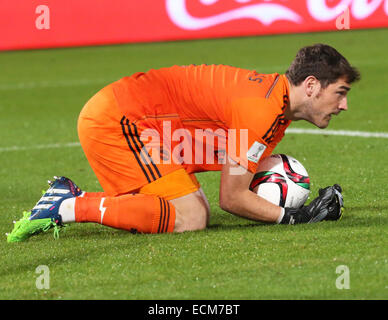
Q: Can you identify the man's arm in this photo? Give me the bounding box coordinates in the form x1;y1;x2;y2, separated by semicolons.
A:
219;156;344;224
219;156;283;223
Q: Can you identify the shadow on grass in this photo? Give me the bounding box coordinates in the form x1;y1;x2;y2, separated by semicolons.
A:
207;222;271;231
343;205;388;224
207;209;388;232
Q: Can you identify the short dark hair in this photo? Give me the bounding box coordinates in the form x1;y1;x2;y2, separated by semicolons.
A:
285;44;360;88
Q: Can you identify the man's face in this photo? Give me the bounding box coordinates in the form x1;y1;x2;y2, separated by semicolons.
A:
307;78;351;129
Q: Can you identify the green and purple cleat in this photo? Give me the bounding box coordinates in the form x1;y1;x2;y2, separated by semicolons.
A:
6;176;82;243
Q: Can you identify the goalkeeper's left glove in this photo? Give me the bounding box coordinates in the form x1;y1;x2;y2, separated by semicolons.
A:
323;184;344;221
279;184;344;225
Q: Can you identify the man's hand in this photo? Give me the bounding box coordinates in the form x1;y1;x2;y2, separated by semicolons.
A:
280;184;344;224
324;184;344;221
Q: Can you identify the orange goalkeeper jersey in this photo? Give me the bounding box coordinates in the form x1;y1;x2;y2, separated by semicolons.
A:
111;64;291;174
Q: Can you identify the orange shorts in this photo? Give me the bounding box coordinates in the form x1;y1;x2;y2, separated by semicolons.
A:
77;84;200;200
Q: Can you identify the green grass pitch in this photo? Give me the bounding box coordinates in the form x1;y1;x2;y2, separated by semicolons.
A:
0;29;387;300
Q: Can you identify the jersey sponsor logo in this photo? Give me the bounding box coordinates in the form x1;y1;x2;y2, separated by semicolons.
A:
247;141;266;164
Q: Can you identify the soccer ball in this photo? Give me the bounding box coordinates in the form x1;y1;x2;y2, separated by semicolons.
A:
250;154;310;208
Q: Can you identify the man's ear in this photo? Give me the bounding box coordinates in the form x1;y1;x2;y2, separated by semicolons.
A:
303;76;321;97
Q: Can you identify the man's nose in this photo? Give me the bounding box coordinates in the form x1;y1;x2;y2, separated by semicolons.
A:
339;97;348;110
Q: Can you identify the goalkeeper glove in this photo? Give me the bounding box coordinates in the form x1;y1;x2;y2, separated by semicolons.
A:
279;184;344;225
323;184;344;221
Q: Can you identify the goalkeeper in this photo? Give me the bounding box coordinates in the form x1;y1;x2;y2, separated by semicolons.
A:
7;44;359;242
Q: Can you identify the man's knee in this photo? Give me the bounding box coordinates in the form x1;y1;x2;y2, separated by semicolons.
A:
170;189;210;232
176;206;208;232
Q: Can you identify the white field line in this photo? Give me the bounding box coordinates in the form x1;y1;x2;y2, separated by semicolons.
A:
286;128;388;139
0;142;81;153
0;129;387;153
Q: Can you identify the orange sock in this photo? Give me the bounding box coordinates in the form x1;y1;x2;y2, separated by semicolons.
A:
74;193;175;233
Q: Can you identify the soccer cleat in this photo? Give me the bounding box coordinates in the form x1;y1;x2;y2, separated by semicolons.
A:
7;176;82;243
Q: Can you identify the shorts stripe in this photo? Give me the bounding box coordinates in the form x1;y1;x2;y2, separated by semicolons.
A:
125;120;157;181
131;123;162;179
120;116;152;183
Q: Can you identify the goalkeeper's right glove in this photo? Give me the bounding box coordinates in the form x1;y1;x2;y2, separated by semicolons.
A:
279;184;344;225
